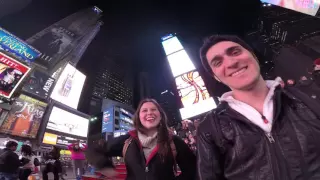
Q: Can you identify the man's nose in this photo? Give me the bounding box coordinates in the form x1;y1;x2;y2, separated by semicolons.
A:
225;56;239;69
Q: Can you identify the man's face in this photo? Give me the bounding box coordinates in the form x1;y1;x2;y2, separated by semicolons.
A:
11;146;17;151
206;41;261;90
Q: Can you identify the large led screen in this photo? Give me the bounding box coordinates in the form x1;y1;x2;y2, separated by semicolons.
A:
0;52;31;98
175;71;211;107
0;94;47;138
0;27;40;62
46;106;89;137
167;50;195;77
261;0;320;16
102;107;114;133
179;97;217;119
50;63;86;109
161;37;184;55
22;70;55;100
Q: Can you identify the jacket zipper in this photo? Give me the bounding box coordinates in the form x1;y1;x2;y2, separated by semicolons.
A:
224;108;281;178
265;132;275;143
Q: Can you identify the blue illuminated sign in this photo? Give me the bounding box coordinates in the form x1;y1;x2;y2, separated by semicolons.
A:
102;107;114;133
0;27;40;62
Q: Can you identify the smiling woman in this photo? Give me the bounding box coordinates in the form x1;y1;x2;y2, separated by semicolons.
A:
86;98;197;180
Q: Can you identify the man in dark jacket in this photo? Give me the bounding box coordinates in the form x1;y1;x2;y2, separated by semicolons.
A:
0;141;24;180
197;35;320;180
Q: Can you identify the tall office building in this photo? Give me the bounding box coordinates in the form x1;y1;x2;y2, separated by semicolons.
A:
89;56;134;115
139;72;151;99
245;3;320;79
0;0;32;19
26;6;102;74
157;90;181;126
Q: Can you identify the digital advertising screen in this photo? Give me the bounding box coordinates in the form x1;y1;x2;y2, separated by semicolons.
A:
50;63;86;109
114;130;128;138
46;106;89;137
120;114;133;124
0;27;40;62
42;132;58;145
175;71;217;119
167;50;196;77
261;0;320;16
161;36;184;55
179;97;217;120
102;107;114;133
0;52;31;98
175;71;211;108
0;94;47;138
22;70;55;99
42;131;86;146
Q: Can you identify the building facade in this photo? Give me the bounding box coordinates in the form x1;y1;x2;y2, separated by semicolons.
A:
26;6;102;74
88;56;134;115
157;90;181;127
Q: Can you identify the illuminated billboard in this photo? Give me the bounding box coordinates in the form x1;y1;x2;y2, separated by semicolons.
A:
175;71;211;107
0;27;40;62
0;94;47;138
50;63;86;109
161;35;216;119
22;70;55;100
161;36;184;55
102;107;114;133
0;52;31;98
167;50;195;77
261;0;319;16
175;71;216;119
46;106;89;137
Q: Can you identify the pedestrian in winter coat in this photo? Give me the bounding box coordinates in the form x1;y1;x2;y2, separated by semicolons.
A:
86;98;196;180
68;141;87;177
19;145;36;180
197;34;320;180
0;141;27;180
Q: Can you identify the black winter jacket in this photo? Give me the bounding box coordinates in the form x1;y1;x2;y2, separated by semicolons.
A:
197;87;320;180
86;130;196;180
0;148;22;174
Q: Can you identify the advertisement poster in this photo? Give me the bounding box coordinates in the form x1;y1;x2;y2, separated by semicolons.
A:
26;25;77;69
261;0;320;16
46;106;89;137
0;94;47;138
0;52;31;98
50;63;86;109
175;71;211;107
42;132;58;145
102;107;114;133
0;27;40;62
22;70;55;99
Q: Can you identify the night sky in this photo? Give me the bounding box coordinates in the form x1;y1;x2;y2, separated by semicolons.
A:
0;0;262;107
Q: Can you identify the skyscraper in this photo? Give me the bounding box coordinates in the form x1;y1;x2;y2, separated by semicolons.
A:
88;56;134;115
139;72;151;99
157;90;181;126
26;6;102;74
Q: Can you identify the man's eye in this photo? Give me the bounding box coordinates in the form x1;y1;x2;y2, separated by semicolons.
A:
213;60;222;67
232;49;241;56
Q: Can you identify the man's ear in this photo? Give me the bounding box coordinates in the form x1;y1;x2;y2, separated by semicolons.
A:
214;75;221;82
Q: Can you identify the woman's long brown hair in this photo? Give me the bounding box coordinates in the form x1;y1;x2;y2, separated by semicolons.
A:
133;98;171;161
